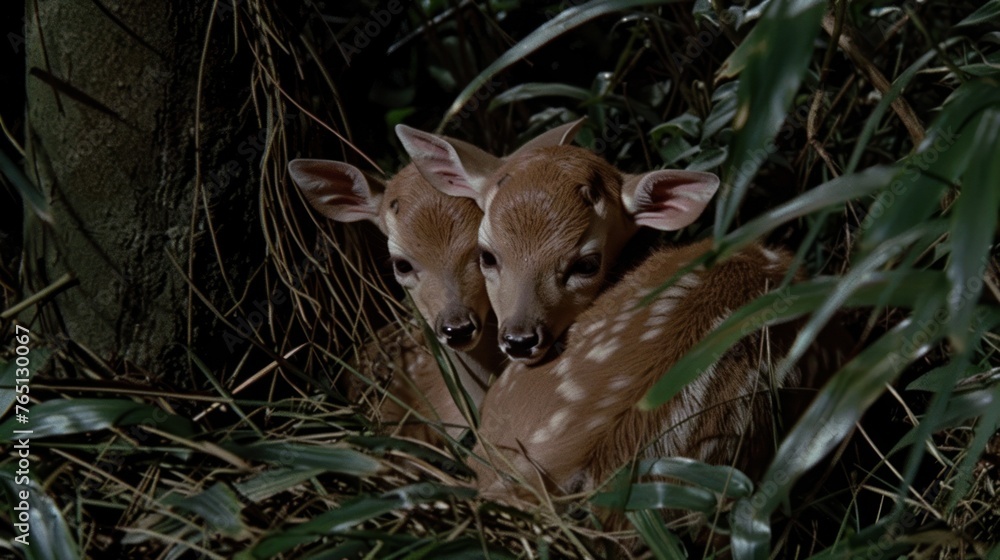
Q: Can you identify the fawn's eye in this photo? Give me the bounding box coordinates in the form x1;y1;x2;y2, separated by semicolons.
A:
393;258;414;275
567;254;601;279
479;249;498;269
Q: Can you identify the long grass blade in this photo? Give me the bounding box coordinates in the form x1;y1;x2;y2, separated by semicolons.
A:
0;465;81;560
946;107;1000;351
639;270;950;410
438;0;681;131
731;300;950;560
714;0;827;238
0;398;195;440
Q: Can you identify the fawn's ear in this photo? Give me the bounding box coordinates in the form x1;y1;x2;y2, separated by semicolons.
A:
513;116;587;154
396;125;501;207
621;170;719;230
288;159;384;225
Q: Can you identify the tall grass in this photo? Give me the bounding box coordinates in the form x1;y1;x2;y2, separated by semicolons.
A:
2;0;998;558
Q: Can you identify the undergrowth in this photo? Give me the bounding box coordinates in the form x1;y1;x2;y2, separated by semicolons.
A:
2;0;999;558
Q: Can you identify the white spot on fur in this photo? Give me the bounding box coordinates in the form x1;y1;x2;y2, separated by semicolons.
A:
645;315;669;327
530;427;550;444
710;309;733;330
676;273;701;289
658;363;715;448
583;319;606;336
640;327;663;341
609;376;630;391
585;338;621;363
597;395;619;409
652;296;678;317
549;409;569;432
554;358;573;377
761;247;781;263
531;409;570;443
557;378;586;401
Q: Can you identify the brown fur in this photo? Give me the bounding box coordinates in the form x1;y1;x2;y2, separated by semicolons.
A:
381;165;491;340
476;146;637;360
471;241;846;527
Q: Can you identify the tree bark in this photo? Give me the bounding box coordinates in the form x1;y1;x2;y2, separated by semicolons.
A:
24;1;260;385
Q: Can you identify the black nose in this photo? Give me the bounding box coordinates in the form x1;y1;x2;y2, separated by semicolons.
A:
442;320;476;346
502;331;539;358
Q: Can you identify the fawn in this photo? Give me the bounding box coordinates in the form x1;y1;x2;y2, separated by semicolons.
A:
397;131;719;363
287;119;583;441
398;125;845;534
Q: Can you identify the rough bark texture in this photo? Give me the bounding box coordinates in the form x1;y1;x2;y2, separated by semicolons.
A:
24;1;260;385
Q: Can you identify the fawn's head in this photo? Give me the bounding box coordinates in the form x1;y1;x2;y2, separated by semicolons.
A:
289;122;584;352
399;128;718;364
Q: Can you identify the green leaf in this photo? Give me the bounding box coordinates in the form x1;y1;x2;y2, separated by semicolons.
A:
635;457;754;498
233;467;325;503
249;483;474;558
0;464;81;560
845;39;962;174
348;435;470;475
0;398;195;441
722;166;898;256
438;0;682;130
591;481;717;513
715;0;827;237
772;224;943;387
957;0;1000;26
702;81;739;141
488;82;593;110
946;385;1000;513
687;146;728;171
650;112;701;141
250;496;402;558
627;509;688;559
861;80;1000;252
731;300;949;560
167;482;247;537
225;442;383;477
891;384;1000;454
946;108;1000;351
906;363;978;392
1;351;50;419
296;541;369;560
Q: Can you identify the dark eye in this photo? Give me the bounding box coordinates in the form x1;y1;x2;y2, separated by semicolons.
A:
479;249;497;269
568;254;601;279
393;259;413;275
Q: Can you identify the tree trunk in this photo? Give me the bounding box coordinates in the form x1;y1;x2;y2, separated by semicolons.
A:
23;1;260;385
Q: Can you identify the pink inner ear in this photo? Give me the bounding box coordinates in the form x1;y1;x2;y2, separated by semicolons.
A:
398;128;480;199
630;172;718;231
288;159;379;223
